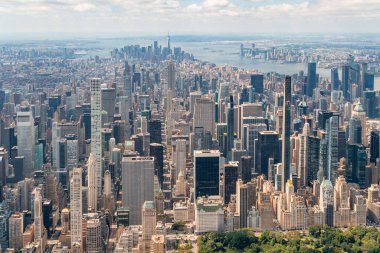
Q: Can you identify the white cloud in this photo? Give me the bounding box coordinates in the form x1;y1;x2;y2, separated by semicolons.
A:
0;0;379;34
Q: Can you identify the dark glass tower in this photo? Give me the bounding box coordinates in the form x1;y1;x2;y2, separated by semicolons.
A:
150;143;164;187
370;130;379;164
254;131;280;177
307;62;316;97
250;74;264;94
342;64;351;100
226;96;234;157
224;162;239;204
281;76;292;192
194;150;221;198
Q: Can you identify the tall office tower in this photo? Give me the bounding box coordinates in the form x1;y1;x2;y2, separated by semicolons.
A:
70;167;82;249
347;144;367;188
236;180;248;228
90;78;102;197
34;188;43;242
363;91;377;118
370;130;379;163
333;176;350;227
122;157;154;225
307;135;320;185
240;156;253;183
352;102;367;146
86;218;102;253
320;179;334;226
194;150;224;198
123;61;132;96
326;115;339;183
174;139;186;180
281;76;292;192
142;201;156;242
307;62;317;97
364;72;375;90
254;131;280;177
342;64;351;100
148;119;162;144
226;96;234;156
298;123;310;187
9;212;23;250
101;87;116;124
167;61;176;91
149;143;164;187
193;97;215;138
87;153;97;212
16;111;35;177
250;74;264;94
349;116;362;144
359;62;367;96
331;67;340;91
0;201;10;249
224;162;239;204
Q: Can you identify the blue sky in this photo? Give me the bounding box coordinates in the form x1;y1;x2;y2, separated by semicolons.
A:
0;0;379;36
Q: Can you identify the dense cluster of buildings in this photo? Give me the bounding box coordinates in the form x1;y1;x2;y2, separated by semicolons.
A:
0;36;379;252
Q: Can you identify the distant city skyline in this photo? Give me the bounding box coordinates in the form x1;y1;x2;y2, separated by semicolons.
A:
1;0;380;36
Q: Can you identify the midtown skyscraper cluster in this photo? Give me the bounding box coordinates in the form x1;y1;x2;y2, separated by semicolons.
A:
0;35;379;253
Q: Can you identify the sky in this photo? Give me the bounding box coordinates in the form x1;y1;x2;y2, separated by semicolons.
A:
0;0;380;37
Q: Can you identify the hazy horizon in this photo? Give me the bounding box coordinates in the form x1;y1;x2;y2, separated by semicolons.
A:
1;0;380;37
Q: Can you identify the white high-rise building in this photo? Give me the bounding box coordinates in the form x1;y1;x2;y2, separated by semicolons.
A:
70;167;82;248
86;218;102;252
16;111;35;177
174;139;186;180
9;212;24;250
122;157;154;225
298;123;310;187
87;153;97;211
34;188;43;242
193;97;216;137
90;78;102;197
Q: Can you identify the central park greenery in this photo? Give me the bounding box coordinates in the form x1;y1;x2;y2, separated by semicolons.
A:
197;226;380;253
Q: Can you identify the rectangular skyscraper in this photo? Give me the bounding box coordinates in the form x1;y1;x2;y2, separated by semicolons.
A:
194;150;224;198
122;157;154;225
281;76;291;192
70;167;82;249
90;78;102;197
342;64;350;100
250;74;264;94
16;111;35;177
307;62;316;97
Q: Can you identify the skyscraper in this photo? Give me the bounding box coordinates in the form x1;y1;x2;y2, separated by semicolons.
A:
250;74;264;94
70;167;82;249
320;179;334;226
87;153;97;211
254;131;280;177
9;212;23;251
342;64;351;100
122;157;154;225
226;96;235;157
90;78;102;197
307;62;316;97
142;201;156;241
331;67;340;91
194;150;224;198
86;218;102;253
16;111;35;177
168;61;175;91
282;76;292;192
34;188;43;244
326;115;339;183
193;97;216;138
